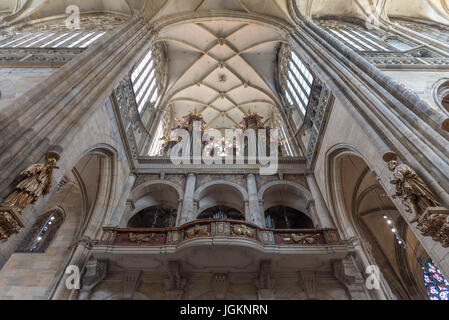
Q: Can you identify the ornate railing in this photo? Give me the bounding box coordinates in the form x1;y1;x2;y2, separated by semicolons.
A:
99;219;342;247
0;47;85;67
360;48;449;66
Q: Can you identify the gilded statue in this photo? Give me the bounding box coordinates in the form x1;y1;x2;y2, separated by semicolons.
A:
0;152;60;240
385;154;440;223
384;153;449;247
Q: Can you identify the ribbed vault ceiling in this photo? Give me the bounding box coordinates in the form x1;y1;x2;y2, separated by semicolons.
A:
159;20;284;129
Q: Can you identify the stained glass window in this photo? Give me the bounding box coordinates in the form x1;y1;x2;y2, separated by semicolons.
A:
419;258;449;300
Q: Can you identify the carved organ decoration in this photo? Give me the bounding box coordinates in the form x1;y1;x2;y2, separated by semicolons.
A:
160;109;207;156
232;224;255;238
384;153;449;247
0;152;60;240
129;232;155;245
283;233;319;244
185;224;209;238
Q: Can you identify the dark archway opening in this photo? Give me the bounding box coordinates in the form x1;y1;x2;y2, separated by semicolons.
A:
128;205;177;228
264;205;313;229
198;205;245;220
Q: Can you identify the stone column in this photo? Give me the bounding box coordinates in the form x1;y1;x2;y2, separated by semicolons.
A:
247;174;262;226
180;173;196;224
306;173;335;228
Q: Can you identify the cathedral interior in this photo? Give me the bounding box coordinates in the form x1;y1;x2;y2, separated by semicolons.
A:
0;0;448;300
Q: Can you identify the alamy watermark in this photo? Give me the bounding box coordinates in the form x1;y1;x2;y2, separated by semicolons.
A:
65;265;80;290
365;265;381;290
168;121;279;175
65;5;80;30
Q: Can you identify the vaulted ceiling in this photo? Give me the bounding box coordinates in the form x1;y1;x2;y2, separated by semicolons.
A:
3;0;449;129
159;20;285;129
3;1;449;27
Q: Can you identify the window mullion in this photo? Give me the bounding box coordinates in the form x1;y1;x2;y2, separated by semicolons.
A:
290;58;312;88
0;33;32;47
287;78;306;114
342;28;378;51
289;67;309;98
135;66;155;98
328;28;364;51
134;59;154;90
12;32;45;47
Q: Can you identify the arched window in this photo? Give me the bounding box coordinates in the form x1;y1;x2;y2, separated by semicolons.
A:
264;206;313;229
279;45;315;116
419;258;449;300
128;205;176;228
198;205;245;221
16;209;64;253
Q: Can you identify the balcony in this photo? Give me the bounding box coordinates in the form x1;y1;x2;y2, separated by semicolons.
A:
92;219;352;273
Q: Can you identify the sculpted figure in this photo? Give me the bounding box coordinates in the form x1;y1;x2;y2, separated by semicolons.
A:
387;159;440;223
0;152;60;239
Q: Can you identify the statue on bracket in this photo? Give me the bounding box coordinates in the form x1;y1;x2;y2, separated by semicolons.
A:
0;151;60;240
383;152;449;247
